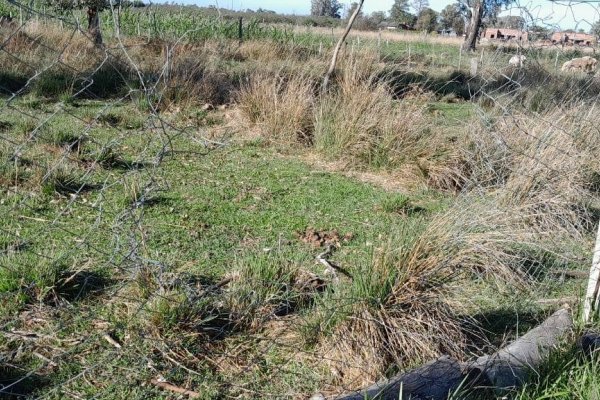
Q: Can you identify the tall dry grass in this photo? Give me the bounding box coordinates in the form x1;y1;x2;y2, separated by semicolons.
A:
462;106;599;234
293;25;464;46
317;104;600;390
237;72;316;144
235;51;467;190
318;226;466;389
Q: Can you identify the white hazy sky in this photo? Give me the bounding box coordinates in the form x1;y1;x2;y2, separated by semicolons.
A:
182;0;600;30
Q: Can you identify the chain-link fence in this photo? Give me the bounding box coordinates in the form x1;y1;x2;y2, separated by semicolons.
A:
1;1;600;399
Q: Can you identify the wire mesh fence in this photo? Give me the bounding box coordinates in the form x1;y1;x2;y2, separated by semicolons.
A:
1;0;600;399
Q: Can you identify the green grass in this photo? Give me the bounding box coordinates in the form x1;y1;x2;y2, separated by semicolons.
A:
515;345;600;400
1;21;598;397
0;81;592;397
0;98;452;398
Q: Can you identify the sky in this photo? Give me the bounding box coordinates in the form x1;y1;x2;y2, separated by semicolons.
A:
184;0;600;30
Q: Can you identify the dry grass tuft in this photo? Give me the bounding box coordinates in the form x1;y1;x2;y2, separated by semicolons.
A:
314;78;436;172
322;260;465;389
462;106;599;235
237;72;316;144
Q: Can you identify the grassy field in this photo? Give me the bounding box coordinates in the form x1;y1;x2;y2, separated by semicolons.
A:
1;7;600;400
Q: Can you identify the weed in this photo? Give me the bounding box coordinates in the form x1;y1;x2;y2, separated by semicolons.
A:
0;253;65;304
380;194;424;215
40;165;93;196
33;70;74;98
42;127;82;149
97;112;122;127
122;172;145;205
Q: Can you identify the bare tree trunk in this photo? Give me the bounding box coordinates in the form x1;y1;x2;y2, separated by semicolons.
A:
462;0;482;51
87;6;102;46
322;0;364;93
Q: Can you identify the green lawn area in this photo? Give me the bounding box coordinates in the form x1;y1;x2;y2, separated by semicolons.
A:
0;99;452;398
0;91;594;398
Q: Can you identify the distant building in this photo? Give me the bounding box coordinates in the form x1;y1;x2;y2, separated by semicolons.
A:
551;32;595;46
482;28;528;41
377;22;398;30
437;28;457;37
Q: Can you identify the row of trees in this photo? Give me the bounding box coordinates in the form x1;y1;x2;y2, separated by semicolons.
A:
309;0;462;34
310;0;521;37
12;0;590;52
311;0;521;50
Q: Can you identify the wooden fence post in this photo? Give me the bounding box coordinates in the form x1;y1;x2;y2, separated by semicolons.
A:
470;58;478;76
583;222;600;323
238;16;243;44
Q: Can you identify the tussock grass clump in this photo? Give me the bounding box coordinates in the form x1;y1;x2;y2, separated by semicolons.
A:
41;128;83;152
225;252;327;331
0;253;65;304
143;251;322;341
314;79;432;169
462;106;599;235
314;75;466;190
161;56;239;108
39;163;93;196
238;72;316;144
239;40;314;63
312;223;466;388
486;63;600;112
0;143;24;186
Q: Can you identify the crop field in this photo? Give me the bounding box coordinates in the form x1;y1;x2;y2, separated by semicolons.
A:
2;3;600;400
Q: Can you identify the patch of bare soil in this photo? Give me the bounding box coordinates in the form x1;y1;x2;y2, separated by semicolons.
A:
299;152;420;193
296;227;354;248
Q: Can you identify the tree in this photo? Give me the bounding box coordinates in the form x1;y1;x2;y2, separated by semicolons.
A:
529;24;550;41
414;7;438;32
369;11;387;26
46;0;109;45
352;11;388;31
390;0;415;27
411;0;429;15
591;20;600;39
345;2;363;21
496;15;524;29
311;0;342;18
440;3;465;35
460;0;513;51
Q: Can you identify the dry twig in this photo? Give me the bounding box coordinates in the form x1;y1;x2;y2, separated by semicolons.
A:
102;333;122;349
150;378;200;398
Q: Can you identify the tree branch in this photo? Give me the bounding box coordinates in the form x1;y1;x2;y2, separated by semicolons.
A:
322;0;365;93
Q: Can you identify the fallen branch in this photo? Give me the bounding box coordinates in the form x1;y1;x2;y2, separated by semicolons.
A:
150;378;200;398
324;307;573;400
322;356;469;400
316;244;354;282
472;306;573;389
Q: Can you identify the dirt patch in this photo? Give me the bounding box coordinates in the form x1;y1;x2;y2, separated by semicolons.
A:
299;152;420;193
296;227;354;248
